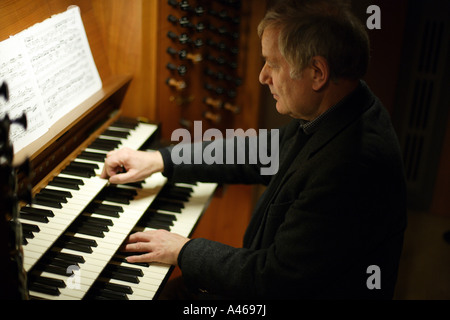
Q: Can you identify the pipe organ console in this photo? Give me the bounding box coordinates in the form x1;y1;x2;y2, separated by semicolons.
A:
0;0;266;300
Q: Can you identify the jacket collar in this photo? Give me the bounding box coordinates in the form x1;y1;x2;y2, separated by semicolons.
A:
292;80;375;165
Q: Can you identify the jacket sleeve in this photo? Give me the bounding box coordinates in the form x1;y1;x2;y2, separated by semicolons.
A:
158;122;296;185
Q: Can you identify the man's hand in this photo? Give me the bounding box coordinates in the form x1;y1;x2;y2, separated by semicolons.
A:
121;230;190;266
100;147;164;184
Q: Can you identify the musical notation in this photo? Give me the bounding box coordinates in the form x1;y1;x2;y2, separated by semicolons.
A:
0;6;101;154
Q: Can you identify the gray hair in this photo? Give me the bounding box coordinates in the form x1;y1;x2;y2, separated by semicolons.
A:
258;0;370;80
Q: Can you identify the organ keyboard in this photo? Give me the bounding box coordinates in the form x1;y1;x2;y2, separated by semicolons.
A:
18;118;217;300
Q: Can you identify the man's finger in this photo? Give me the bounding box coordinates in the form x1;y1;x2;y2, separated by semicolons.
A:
122;241;150;253
126;231;153;244
126;252;154;263
108;171;132;184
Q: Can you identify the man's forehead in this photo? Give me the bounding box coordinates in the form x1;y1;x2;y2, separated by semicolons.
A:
261;27;282;59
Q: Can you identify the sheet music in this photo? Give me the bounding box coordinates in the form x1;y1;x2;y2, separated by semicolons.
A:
0;6;102;153
0;37;48;152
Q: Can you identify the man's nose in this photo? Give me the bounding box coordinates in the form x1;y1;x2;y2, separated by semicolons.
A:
259;63;271;85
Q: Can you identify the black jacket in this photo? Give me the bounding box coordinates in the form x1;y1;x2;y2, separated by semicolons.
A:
159;81;407;299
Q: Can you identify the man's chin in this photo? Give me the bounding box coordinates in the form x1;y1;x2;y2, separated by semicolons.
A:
275;102;289;116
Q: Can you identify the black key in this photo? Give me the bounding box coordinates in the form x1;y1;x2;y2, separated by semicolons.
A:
61;167;94;178
85;203;123;217
35;193;68;204
88;144;114;152
21;223;40;233
111;118;138;129
105;264;143;277
159;193;190;202
28;282;60;296
144;209;177;223
98;186;137;204
84;208;120;218
141;215;175;227
48;180;80;190
78;151;106;162
79;215;113;227
32;197;63;209
107;186;138;197
94;138;121;147
73;220;109;232
89;139;121;151
105;190;135;201
22;229;34;239
20;206;54;217
46;251;85;264
61;168;93;178
58;242;93;254
102;129;130;139
28;275;66;289
60;234;98;247
88;288;129;300
68;224;105;238
93;281;133;294
149;199;183;213
21;228;35;239
155;196;186;208
53;176;85;186
161;184;193;196
112;254;149;268
35;264;73;277
97;194;130;205
40;188;72;198
20;212;49;223
67;164;98;176
70;161;99;170
124;181;144;189
101;270;139;284
42;257;77;269
140;221;171;231
88;202;125;213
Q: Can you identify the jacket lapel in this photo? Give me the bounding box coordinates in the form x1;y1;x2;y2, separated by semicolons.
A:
283;82;375;180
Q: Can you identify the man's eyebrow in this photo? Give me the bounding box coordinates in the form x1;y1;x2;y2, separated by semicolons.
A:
262;55;279;64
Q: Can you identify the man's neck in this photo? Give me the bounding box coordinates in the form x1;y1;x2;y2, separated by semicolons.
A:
316;78;360;117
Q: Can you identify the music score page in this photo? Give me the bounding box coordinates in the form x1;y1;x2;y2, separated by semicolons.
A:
0;6;102;153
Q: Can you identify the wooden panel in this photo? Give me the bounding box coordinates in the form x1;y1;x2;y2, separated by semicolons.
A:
0;0;52;41
91;0;159;121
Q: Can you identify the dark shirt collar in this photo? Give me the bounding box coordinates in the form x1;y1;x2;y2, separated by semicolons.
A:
298;81;362;135
299;102;341;135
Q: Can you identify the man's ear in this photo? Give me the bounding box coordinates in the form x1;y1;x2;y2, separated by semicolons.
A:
310;56;329;91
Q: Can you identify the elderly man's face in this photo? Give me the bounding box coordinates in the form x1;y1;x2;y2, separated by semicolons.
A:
259;27;320;121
